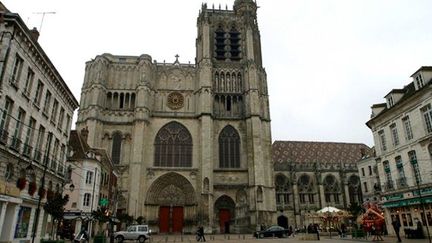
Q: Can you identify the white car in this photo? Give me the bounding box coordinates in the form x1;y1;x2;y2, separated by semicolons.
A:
114;225;151;243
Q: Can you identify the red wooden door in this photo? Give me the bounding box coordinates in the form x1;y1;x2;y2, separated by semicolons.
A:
219;209;231;233
159;207;170;233
172;207;184;233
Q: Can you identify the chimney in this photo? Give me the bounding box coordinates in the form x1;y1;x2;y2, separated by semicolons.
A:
30;27;39;41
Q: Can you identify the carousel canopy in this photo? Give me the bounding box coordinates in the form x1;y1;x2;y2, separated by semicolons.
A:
317;206;341;213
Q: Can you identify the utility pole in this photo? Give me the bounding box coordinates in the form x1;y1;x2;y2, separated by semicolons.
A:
33;12;56;34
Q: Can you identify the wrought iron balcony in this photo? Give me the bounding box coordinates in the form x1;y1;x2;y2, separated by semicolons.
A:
10;137;22;152
396;177;408;189
50;159;57;171
384;181;395;191
0;128;9;145
33;149;42;163
23;144;33;157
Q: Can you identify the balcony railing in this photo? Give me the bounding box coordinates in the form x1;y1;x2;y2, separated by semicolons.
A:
396;177;408;189
0;128;9;144
23;144;33;157
57;164;64;176
50;159;57;171
384;181;395;191
33;149;42;163
10;137;22;152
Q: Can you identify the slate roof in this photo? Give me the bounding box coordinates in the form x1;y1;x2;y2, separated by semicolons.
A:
68;130;112;165
68;130;91;161
272;140;371;164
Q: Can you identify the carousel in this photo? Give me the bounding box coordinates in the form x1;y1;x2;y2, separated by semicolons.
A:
315;206;351;237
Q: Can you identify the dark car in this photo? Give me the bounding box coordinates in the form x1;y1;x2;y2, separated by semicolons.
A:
254;225;290;238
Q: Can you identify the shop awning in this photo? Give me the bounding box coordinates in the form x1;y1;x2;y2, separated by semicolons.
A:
383;196;432;208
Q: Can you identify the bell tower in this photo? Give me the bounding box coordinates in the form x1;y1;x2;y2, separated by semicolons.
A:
196;0;275;229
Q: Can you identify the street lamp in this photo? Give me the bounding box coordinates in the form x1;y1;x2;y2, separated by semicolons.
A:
416;178;431;243
31;132;53;243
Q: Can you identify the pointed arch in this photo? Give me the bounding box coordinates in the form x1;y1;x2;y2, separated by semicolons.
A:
323;174;341;204
219;125;240;168
112;131;122;164
154;122;192;167
146;172;196;205
275;174;292;206
348;175;362;204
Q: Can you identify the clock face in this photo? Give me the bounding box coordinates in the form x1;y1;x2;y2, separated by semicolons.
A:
167;92;184;110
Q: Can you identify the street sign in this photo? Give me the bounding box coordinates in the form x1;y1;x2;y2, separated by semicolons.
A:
100;198;109;206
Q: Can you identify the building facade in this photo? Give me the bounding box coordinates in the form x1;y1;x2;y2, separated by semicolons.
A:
64;130;118;237
272;141;368;228
76;0;274;233
0;3;78;243
366;66;432;236
357;149;381;204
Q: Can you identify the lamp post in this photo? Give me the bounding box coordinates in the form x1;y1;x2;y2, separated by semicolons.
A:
31;132;53;243
416;179;431;243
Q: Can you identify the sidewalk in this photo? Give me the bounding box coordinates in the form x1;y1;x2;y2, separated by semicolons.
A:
72;234;432;243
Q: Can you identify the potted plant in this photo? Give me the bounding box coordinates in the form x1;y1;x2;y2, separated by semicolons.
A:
16;177;26;190
28;181;37;196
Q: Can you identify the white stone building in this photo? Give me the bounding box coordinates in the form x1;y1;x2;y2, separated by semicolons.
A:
76;0;274;233
0;3;78;243
366;66;432;235
357;148;381;204
63;130;118;237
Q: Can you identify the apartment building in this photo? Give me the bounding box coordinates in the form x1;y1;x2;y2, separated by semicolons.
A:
366;66;432;235
0;3;78;242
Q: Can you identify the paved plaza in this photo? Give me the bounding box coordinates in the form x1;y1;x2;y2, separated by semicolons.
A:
123;234;432;243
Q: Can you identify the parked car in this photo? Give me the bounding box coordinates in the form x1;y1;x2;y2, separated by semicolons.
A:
114;225;151;243
253;225;290;238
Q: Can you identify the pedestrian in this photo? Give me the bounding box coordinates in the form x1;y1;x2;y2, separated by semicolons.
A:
196;226;206;242
391;220;401;242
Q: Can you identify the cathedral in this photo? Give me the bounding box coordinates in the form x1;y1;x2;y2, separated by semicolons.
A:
76;0;275;233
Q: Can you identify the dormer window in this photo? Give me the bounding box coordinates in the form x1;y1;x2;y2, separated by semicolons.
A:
415;74;424;89
387;96;394;108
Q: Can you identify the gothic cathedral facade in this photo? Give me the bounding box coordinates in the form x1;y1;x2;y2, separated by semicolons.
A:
76;0;275;233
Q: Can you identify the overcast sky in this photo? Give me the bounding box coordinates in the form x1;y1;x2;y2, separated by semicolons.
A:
3;0;432;146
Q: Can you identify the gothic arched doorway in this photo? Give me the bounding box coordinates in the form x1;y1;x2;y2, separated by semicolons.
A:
145;172;196;233
277;215;288;229
214;195;235;233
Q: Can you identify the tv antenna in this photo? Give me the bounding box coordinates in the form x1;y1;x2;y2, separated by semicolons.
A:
33;11;56;34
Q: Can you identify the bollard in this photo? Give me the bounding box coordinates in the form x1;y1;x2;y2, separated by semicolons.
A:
243;234;245;240
165;235;168;242
228;235;230;240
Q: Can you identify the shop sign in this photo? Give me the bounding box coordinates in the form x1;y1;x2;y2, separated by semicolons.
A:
0;180;20;197
385;194;403;200
413;188;432;196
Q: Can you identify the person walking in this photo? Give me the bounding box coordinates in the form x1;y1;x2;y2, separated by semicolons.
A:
196;226;206;242
392;220;402;242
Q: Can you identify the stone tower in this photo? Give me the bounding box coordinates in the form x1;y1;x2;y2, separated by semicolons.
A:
76;0;274;233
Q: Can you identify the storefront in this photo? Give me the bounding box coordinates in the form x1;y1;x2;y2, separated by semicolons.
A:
383;192;432;236
0;181;22;242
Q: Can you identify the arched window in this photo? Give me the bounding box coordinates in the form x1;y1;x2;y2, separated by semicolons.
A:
348;175;362;204
298;174;315;204
275;174;292;206
219;126;240;168
111;132;122;164
154;122;192;167
323;175;340;204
